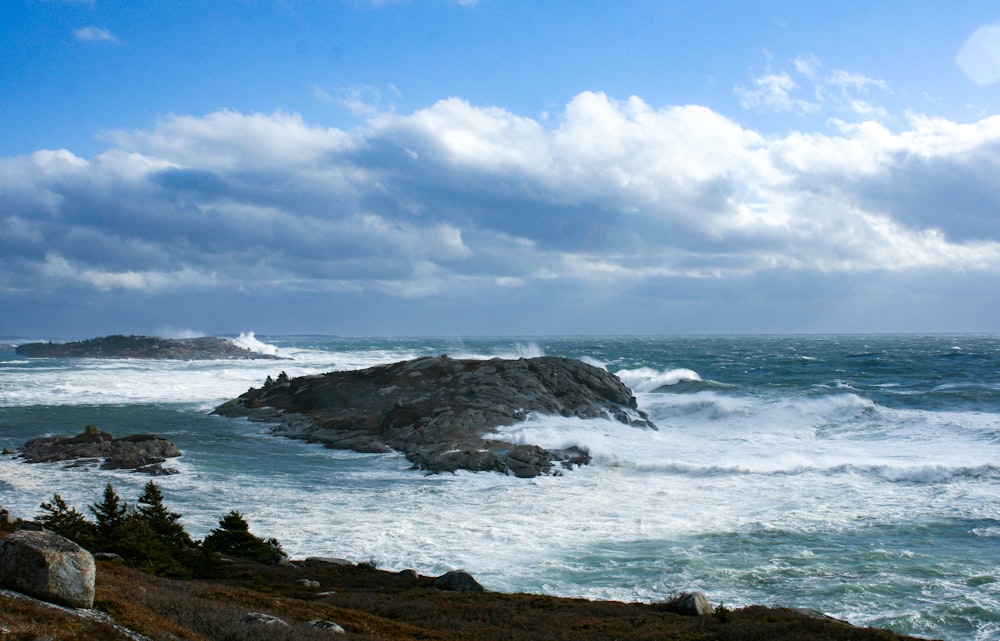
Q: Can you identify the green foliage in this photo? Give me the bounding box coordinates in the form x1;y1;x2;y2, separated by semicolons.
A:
89;483;127;548
36;484;286;579
203;510;287;564
113;512;193;578
37;493;96;547
136;480;194;552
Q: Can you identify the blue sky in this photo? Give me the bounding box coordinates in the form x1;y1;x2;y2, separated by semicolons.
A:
2;0;1000;337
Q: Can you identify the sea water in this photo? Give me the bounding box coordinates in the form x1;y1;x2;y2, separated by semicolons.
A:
0;334;997;640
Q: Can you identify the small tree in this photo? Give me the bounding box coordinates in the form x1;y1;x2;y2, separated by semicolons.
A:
136;481;193;552
113;512;193;578
89;483;127;551
37;493;96;547
203;511;286;564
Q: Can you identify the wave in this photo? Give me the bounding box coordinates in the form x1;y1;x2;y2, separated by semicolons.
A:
592;456;1000;485
616;366;703;392
229;331;282;357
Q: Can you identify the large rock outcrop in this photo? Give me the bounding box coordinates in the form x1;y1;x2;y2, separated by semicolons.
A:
0;527;96;608
214;355;655;477
15;335;286;360
19;425;182;475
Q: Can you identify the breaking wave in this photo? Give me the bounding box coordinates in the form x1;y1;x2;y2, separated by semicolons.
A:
616;366;703;392
229;331;282;357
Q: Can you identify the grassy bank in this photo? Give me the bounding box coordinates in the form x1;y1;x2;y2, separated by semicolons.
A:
0;519;935;641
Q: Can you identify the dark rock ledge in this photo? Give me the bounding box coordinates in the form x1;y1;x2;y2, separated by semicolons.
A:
15;335;287;360
16;425;182;475
213;355;655;477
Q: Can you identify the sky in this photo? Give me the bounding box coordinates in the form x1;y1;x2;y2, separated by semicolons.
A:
2;1;1000;338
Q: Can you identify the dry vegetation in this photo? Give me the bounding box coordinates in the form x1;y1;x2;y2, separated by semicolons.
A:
0;520;937;641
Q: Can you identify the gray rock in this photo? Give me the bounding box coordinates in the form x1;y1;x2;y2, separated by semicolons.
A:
305;619;346;633
215;355;655;476
433;570;485;592
294;578;320;587
0;529;96;608
18;426;182;473
305;556;352;566
242;612;287;625
670;591;714;616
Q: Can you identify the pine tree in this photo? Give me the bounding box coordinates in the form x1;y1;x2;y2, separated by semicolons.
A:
37;493;96;547
89;483;127;549
136;481;193;552
203;510;286;564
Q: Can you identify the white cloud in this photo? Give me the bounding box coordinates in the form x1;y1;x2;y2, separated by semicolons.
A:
73;26;119;43
104;110;353;170
736;56;891;119
3;92;1000;319
957;22;1000;85
41;254;217;291
736;71;817;113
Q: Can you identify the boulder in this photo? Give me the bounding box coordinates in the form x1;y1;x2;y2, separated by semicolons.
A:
0;528;96;608
669;591;714;617
305;619;346;633
433;570;485;593
242;612;287;625
294;578;320;588
215;355;655;476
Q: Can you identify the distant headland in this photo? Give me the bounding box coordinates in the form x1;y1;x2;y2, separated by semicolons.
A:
15;334;288;360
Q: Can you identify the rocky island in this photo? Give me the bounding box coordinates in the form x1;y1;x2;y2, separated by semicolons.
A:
14;425;182;475
15;334;287;360
214;355;655;477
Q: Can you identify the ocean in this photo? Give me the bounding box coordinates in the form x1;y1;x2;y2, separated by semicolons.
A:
0;334;997;640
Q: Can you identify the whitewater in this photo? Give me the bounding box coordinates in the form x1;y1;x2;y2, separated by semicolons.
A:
0;334;998;640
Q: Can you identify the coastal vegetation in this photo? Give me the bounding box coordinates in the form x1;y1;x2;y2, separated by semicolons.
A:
0;482;934;640
36;481;284;579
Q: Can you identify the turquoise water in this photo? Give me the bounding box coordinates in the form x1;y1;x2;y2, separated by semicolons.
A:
1;334;998;640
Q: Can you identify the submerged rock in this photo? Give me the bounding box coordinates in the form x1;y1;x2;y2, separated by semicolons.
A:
15;334;286;360
19;425;182;474
214;355;655;477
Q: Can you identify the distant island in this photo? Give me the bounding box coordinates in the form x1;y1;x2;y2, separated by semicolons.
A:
15;334;287;360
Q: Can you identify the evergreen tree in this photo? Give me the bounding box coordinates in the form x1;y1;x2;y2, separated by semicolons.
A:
136;481;193;552
37;493;96;547
107;511;191;578
89;483;127;550
203;510;286;564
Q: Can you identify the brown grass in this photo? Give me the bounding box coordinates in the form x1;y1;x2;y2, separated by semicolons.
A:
0;521;937;641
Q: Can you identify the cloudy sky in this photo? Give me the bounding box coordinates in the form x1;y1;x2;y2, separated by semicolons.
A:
2;1;1000;338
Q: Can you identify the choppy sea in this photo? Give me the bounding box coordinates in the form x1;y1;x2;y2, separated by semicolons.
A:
0;334;998;640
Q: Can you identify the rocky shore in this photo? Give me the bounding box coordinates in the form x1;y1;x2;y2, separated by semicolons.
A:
15;335;287;360
215;355;655;477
